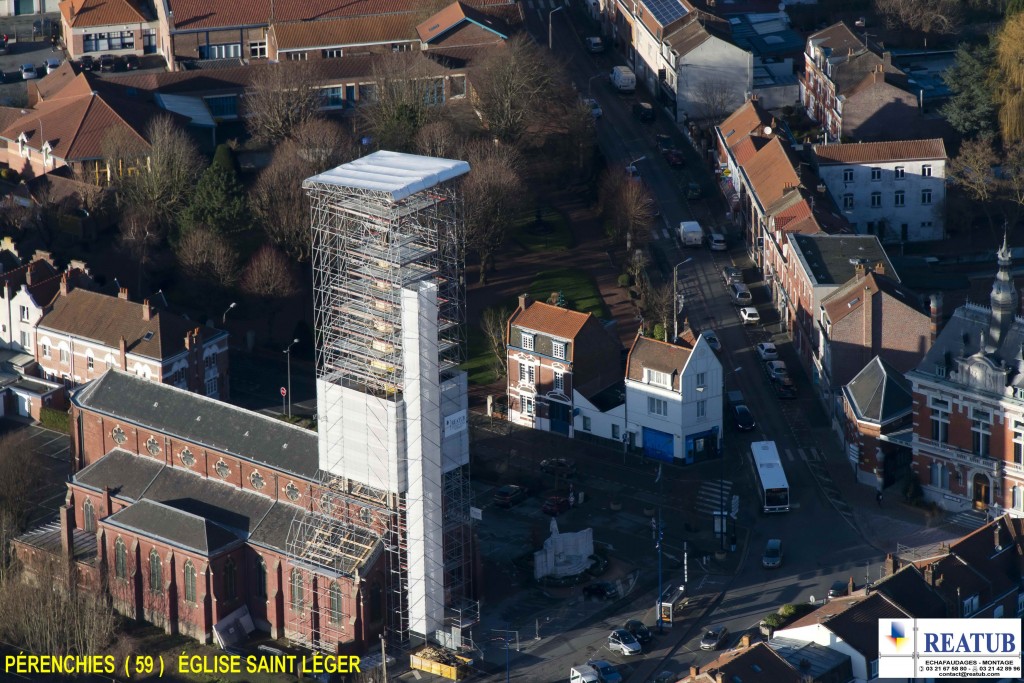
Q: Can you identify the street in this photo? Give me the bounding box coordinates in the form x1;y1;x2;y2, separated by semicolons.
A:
228;349;316;419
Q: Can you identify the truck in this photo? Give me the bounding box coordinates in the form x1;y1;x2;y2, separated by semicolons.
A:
680;220;703;247
610;66;636;93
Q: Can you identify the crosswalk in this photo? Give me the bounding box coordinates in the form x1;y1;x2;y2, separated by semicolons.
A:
947;509;989;531
695;480;732;515
782;447;822;463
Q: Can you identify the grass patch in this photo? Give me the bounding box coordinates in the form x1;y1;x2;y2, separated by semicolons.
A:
462;324;500;386
530;268;607;318
511;207;574;252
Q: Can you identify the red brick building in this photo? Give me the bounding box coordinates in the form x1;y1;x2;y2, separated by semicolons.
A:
14;370;387;650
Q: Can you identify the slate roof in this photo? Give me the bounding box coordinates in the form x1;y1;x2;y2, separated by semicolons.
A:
105;499;240;555
813;139;947;165
789;234;895;287
272;14;419;51
510;301;594;342
664;14;731;57
625;334;693;391
247;502;302;554
75;447;164;500
808;22;865;57
843;356;912;425
694;642;801;683
72;370;320;479
871;564;947;618
59;0;149;28
821;592;909;660
0;259;57;294
416;1;508;43
767;638;851;681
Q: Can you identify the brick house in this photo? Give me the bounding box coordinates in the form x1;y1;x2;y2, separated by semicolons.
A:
506;295;621;436
818;268;932;423
838;67;935;142
35;287;229;398
13;370;387;649
906;238;1024;516
813;139;947;243
59;0;158;61
714;98;773;222
800;22;904;142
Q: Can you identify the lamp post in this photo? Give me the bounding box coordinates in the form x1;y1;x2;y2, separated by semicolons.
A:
221;301;237;326
672;258;693;342
548;5;565;51
284;338;299;418
626;155;646;177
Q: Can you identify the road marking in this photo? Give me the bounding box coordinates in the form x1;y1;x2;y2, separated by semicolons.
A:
785;449;795;462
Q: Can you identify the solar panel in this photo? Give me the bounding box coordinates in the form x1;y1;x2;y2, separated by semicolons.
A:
641;0;689;27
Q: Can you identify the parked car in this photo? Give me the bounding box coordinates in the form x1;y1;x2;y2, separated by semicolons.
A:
765;360;789;382
492;484;527;508
540;458;576;477
722;265;744;285
709;233;727;251
585;36;605;53
583;581;618;600
582;97;602;119
586;660;622;683
98;54;116;72
632;101;655;123
653;672;677;683
740;307;760;325
773;376;797;399
828;580;849;598
122;54;140;70
542;496;570;516
20;64;38;80
699;625;729;650
45;57;61;74
655;134;684;167
607;629;642;656
686;181;702;199
701;330;721;352
762;539;783;568
729;283;752;306
623;619;652;644
78;55;97;71
755;342;778;361
732;404;755;431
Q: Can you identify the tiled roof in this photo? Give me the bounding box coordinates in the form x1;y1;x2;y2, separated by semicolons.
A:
767;639;852;681
822;593;908;660
871;564;947;618
106;499;241;555
823;270;920;324
744;137;800;208
808;22;863;55
59;0;149;28
0;259;57;293
696;642;802;683
39;288;217;361
625;334;692;391
730;134;770;165
790;234;896;287
783;595;859;630
273;14;419;51
417;1;508;43
31;59;79;102
511;301;594;341
0;106;23;132
814;139;947;165
718;99;771;148
843;356;912;424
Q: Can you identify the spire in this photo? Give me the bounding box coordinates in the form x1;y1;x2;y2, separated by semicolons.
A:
988;224;1017;354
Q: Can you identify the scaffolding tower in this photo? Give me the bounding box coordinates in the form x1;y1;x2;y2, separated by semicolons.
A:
287;151;474;652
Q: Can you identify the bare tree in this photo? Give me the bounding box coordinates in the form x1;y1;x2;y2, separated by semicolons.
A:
242;246;300;338
645;282;674;341
0;432;39;581
463;144;526;284
176;228;239;288
290;117;359;169
251;142;319;262
948;136;1001;234
361;52;441;152
600;171;655;249
118;206;162;295
244;61;326;143
480;306;512;379
414;119;465;159
694;79;737;124
474;35;563;143
875;0;962;34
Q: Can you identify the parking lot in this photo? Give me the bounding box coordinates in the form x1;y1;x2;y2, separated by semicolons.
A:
0;421;71;529
0;22;60;106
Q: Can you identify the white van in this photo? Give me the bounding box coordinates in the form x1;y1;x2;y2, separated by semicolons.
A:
610;66;636;93
680;221;703;247
570;664;601;683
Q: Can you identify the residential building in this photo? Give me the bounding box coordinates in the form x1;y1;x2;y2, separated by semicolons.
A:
715;97;773;218
0;255;91;355
727;11;803;111
838;67;933;142
507;295;622;436
818;268;931;423
786;234;896;387
13;370;387;649
35;287;229;397
907;238;1024;515
681;640;824;683
59;0;157;61
800;22;903;142
0;0;56;18
624;332;722;463
612;0;695;99
841;356;914;489
814;139;947;243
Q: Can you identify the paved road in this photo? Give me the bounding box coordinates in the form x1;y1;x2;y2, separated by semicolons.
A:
227;349;317;419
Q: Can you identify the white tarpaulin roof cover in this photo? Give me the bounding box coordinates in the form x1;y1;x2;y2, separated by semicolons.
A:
303;150;470;201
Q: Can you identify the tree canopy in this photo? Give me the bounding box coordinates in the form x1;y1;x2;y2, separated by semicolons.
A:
941;42;997;138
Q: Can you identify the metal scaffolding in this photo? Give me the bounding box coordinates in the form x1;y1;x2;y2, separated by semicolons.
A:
287;152;473;652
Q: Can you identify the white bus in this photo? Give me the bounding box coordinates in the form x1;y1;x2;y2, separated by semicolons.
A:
751;441;790;513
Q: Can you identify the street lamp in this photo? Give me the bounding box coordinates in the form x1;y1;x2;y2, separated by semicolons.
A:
672;258;693;342
284;338;299;418
548;5;565;51
221;301;237;326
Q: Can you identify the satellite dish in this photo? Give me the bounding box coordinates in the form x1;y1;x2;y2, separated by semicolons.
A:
763;126;773;135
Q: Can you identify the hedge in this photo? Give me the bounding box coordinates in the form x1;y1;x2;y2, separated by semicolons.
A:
39;406;70;434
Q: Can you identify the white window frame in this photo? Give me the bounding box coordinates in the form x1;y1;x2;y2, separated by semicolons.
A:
18;305;29;322
286;51;308;61
646;369;671;389
648;397;668;416
922;164;932;177
842;194;854;210
519;363;535;385
895;166;905;180
59;347;69;363
522;333;535;351
553;371;564;393
842;168;854;182
552;341;566;360
522;395;535;415
249;41;267;59
870;191;882;208
870;167;881;181
921;188;933;205
582;416;591;431
87;354;94;371
322;48;343;59
205;378;218;395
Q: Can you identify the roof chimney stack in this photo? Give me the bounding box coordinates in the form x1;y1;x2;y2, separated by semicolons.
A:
142;299;151;321
118;287;129;300
518;293;532;310
930;294;943;344
690;665;700;678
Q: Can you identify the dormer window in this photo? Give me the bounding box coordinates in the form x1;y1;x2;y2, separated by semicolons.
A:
645;369;671;389
553;341;566;360
522;333;534;351
17;132;29;158
935;363;946;378
41;141;53;168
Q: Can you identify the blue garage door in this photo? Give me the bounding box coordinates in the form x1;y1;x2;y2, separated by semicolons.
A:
642;427;673;462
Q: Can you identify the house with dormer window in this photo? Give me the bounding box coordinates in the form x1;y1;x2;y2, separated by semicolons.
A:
506;295;621;436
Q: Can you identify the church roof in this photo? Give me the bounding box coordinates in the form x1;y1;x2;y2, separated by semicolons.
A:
105;499;242;556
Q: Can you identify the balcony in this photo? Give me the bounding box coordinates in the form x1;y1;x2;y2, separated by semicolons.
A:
914;435;1001;470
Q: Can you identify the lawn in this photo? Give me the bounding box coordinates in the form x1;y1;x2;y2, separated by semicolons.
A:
463;324;501;386
529;268;607;318
511;206;574;252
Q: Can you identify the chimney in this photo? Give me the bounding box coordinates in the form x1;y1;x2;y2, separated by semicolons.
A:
716;673;725;683
59;273;68;296
32;249;54;266
924;563;934;585
118;287;129;300
930;294;943;344
118;336;127;371
59;504;73;556
994;523;1002;552
885;552;899;575
739;633;752;648
25;264;33;286
874;261;885;276
854;262;866;277
848;576;855;594
690;665;700;678
518;293;532;310
142;299;152;321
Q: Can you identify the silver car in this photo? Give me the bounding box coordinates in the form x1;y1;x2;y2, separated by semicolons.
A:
607;629;642;656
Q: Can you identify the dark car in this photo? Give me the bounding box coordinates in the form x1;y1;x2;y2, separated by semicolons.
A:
632;101;655;123
773;376;797;399
492;484;527;508
722;265;744;285
98;54;116;72
686;181;703;199
655;134;684;167
828;580;849;598
541;496;570;516
78;55;96;71
699;625;729;651
733;403;755;431
583;581;618;600
122;54;140;70
540;457;576;477
623;619;652;644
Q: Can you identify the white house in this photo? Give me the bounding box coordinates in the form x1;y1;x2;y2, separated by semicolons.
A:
624;332;722;464
572;385;626;446
614;0;693;100
813;139;947;243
